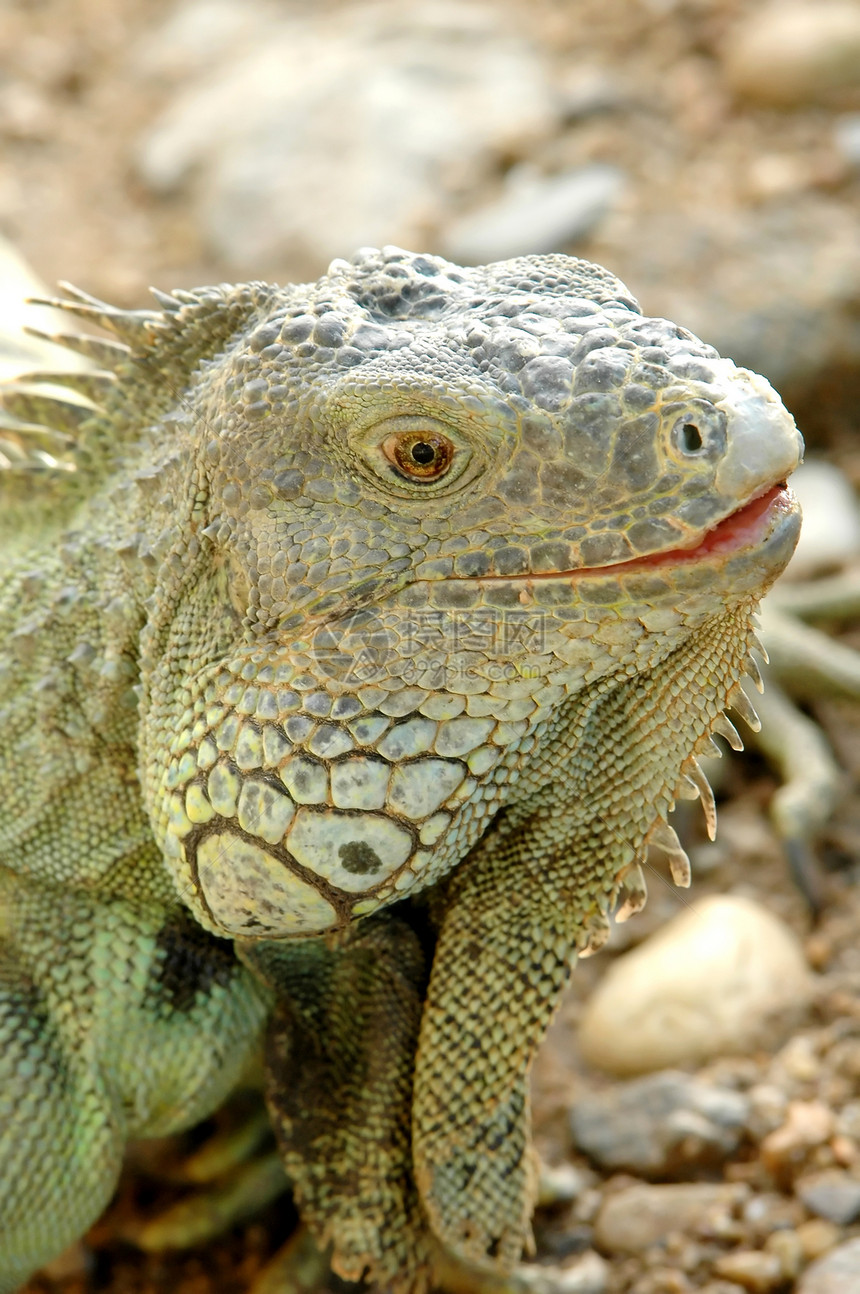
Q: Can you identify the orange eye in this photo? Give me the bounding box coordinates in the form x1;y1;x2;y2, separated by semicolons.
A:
382;430;455;481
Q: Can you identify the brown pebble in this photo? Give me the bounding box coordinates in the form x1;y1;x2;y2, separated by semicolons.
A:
761;1101;835;1185
796;1217;842;1261
593;1182;744;1254
831;1134;858;1166
764;1229;804;1280
713;1249;783;1292
743;1189;805;1240
723;3;860;107
804;931;832;970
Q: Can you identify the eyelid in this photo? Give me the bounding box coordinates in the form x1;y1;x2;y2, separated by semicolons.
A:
346;409;483;497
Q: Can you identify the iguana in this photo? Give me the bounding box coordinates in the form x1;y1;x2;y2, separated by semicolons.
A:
0;247;801;1292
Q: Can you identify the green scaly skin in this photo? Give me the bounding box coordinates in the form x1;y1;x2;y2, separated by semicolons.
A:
0;248;801;1291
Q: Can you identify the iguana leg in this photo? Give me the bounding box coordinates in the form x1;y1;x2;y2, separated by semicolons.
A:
0;869;268;1292
412;808;573;1273
240;913;434;1292
413;611;758;1272
0;940;123;1294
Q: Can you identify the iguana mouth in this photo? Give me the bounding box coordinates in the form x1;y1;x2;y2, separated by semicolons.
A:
475;482;795;585
589;482;795;575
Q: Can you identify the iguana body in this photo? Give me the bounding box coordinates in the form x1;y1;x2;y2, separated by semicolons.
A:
0;248;801;1291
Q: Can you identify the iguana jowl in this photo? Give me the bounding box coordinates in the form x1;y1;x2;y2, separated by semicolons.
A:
0;248;801;1290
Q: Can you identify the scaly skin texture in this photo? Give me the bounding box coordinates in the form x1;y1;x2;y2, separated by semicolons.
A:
0;248;801;1291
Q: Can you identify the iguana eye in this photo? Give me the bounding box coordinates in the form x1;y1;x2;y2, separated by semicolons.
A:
382;429;455;481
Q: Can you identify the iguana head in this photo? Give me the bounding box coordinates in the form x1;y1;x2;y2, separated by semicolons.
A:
23;250;801;937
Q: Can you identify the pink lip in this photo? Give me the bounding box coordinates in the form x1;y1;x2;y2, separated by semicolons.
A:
601;483;792;575
477;484;795;584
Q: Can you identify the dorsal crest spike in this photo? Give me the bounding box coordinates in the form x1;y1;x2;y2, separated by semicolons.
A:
647;818;692;887
23;326;131;367
682;757;717;841
578;910;611;958
20;371;117;404
745;653;766;694
1;387;97;435
149;287;183;312
54;281;115;309
730;685;762;733
713;712;744;751
27;290;166;350
615;862;647;922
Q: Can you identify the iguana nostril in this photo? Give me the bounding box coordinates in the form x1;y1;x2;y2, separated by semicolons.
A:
668;402;726;460
681;422;704;452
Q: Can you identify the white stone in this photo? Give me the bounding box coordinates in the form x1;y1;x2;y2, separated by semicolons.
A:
723;3;860;107
798;1238;860;1294
135;1;557;270
593;1182;744;1254
579;895;815;1076
443;164;624;265
835;113;860;168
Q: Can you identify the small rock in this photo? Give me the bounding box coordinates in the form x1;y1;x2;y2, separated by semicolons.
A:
442;164;624;264
723;3;860;107
796;1169;860;1225
835;113;860;168
833;115;860;173
537;1162;596;1207
713;1250;783;1292
796;1218;842;1262
836;1101;860;1142
798;1237;860;1294
760;1101;835;1186
745;1085;790;1142
557;66;623;120
764;1229;804;1281
136;1;558;271
134;0;269;79
570;1071;749;1176
578;896;814;1076
38;1241;92;1281
743;1191;805;1239
774;1034;822;1085
516;1250;609;1294
593;1183;744;1254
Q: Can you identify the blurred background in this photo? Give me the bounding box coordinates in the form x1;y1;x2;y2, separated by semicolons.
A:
2;0;859;421
5;2;860;1292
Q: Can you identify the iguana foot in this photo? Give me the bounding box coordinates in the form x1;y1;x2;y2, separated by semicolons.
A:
747;577;860;902
118;1096;288;1250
